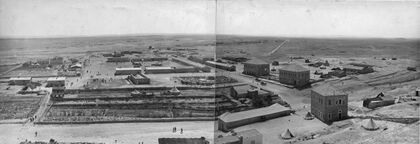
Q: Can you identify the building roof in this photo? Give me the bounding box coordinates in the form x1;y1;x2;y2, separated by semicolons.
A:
9;77;32;81
145;66;173;70
205;61;233;67
131;74;146;79
218;103;290;123
116;67;142;71
236;129;262;138
279;64;309;72
244;59;268;65
214;135;240;144
312;84;347;96
70;63;82;68
158;138;209;144
173;57;208;68
47;77;66;81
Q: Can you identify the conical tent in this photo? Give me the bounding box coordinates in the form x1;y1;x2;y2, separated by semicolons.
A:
281;129;294;139
131;90;140;94
169;86;181;94
362;118;379;131
304;112;314;120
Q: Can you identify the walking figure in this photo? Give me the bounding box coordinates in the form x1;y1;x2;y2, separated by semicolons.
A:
35;131;38;137
180;128;183;134
174;127;177;132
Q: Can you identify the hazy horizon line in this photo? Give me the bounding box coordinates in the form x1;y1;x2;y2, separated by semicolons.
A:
1;33;419;40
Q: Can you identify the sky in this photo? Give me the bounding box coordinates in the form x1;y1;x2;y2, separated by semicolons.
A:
0;0;419;38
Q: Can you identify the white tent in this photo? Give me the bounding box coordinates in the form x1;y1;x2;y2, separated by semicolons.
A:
169;86;181;95
281;129;294;139
362;118;379;131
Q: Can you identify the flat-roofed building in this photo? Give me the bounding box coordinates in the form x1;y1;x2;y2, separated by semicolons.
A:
172;57;211;72
278;64;310;87
131;57;168;62
311;84;348;124
218;103;291;132
215;135;241;144
215;129;262;144
9;77;32;85
236;129;263;144
107;57;130;62
158;138;209;144
205;61;236;71
173;66;199;73
115;67;142;75
243;59;270;76
46;77;66;87
144;66;174;74
127;74;150;84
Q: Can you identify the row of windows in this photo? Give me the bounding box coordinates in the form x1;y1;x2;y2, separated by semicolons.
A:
317;98;346;106
328;110;343;120
279;71;308;78
328;99;346;106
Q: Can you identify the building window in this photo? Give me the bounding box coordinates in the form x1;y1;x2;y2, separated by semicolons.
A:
339;99;342;105
328;113;332;120
328;100;331;105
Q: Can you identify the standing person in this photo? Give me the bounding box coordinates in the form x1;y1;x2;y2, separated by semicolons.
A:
35;131;37;137
180;128;183;134
174;127;177;132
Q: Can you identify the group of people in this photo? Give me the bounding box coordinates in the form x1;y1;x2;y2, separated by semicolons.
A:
28;115;37;122
172;127;184;134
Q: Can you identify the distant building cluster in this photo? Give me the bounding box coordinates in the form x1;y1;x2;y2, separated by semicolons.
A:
22;56;64;68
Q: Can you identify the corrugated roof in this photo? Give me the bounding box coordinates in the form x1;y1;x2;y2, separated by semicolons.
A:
244;59;268;65
312;84;347;96
9;77;32;80
205;61;233;67
131;74;146;79
145;66;173;70
219;103;290;123
173;57;208;68
214;135;240;144
236;129;262;137
116;67;142;71
279;64;309;72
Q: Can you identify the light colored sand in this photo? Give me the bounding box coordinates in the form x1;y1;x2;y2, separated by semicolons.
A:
0;121;215;144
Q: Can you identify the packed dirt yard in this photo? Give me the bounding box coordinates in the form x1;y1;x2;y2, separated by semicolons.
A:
0;121;215;144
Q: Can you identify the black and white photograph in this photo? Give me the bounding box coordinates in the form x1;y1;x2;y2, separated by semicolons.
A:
0;0;419;144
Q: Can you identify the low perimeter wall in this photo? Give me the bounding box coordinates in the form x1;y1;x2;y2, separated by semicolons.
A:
35;117;216;125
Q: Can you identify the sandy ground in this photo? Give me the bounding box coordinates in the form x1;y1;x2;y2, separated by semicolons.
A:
0;121;215;144
297;119;418;144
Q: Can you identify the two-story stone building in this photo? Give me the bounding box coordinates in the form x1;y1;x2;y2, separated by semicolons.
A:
278;64;310;87
311;84;348;124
